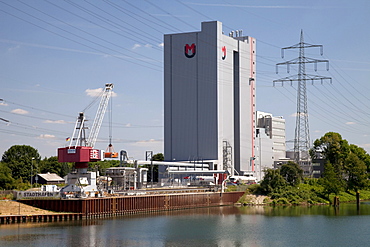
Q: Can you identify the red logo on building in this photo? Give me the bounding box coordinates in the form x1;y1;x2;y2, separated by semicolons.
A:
222;46;226;60
185;43;196;58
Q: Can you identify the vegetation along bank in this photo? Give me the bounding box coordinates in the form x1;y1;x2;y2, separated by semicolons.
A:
235;132;370;205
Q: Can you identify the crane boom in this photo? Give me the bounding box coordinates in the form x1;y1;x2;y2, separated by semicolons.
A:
87;83;114;148
68;112;87;148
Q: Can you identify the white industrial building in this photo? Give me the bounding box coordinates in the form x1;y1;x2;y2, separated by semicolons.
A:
256;111;286;181
163;21;256;176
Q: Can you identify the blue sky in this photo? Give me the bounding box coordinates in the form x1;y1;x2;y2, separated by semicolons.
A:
1;0;369;160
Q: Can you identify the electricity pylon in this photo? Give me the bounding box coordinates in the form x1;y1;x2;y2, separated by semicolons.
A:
274;30;331;166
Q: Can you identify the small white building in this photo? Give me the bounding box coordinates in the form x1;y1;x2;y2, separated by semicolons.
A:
35;173;64;185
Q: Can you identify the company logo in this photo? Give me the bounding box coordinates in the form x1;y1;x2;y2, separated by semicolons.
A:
90;149;100;159
222;46;226;60
184;43;196;58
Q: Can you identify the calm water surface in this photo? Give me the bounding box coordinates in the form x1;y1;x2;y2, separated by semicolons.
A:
1;202;370;247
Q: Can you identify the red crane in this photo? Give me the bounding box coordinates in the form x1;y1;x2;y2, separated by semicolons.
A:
58;83;115;170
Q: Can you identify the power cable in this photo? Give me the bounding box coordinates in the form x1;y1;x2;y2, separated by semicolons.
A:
0;1;162;71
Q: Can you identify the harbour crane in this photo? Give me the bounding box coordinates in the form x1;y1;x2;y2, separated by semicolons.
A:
58;83;116;172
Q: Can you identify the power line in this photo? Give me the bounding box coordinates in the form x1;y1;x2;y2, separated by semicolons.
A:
0;1;162;71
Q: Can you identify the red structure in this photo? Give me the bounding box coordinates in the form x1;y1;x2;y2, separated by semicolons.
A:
58;146;101;169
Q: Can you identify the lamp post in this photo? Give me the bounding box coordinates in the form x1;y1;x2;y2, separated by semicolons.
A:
31;157;35;188
145;151;153;188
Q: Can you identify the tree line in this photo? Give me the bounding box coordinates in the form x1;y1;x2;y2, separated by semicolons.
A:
0;145;164;190
0;145;72;190
252;132;370;204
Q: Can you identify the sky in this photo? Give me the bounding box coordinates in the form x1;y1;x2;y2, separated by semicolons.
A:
0;0;369;160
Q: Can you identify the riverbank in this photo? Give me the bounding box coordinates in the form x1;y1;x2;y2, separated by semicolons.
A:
236;194;269;205
0;200;60;216
236;189;370;206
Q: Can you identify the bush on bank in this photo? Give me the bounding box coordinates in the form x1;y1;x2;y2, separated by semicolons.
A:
239;179;370;205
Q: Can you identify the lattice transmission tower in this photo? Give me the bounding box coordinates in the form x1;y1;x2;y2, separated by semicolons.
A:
274;30;331;166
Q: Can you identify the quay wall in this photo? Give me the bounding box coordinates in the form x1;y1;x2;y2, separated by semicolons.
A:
0;213;82;224
20;192;244;218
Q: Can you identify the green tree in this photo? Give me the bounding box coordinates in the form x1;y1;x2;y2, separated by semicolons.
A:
260;168;287;194
1;145;41;182
0;162;15;189
39;156;72;178
312;132;350;172
312;132;351;189
313;133;370;193
348;144;370;173
152;153;164;161
280;161;303;186
344;152;367;192
321;162;344;196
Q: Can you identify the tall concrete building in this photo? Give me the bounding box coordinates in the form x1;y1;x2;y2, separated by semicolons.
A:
164;21;256;175
256;111;286;181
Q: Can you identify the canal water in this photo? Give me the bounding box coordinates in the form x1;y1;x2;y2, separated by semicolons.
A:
1;202;370;247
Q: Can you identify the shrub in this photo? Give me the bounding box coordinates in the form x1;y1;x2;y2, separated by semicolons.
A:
225;185;237;192
0;193;14;200
247;184;261;194
272;197;290;205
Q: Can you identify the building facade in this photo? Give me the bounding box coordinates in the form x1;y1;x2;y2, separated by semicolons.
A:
256;111;286;181
164;21;256;175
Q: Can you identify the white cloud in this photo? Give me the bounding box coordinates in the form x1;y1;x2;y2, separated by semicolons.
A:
85;88;103;97
11;108;29;115
132;44;141;49
158;43;164;47
7;45;20;52
125;123;131;127
85;88;117;97
132;43;156;49
44;120;68;124
0;102;8;106
38;134;56;139
346;122;356;125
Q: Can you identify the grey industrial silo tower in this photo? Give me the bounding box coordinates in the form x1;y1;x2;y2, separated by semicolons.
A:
164;21;256;176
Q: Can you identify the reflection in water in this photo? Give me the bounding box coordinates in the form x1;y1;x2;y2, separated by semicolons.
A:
1;203;370;246
237;202;370;217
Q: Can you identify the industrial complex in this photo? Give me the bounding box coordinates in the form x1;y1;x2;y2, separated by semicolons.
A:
20;21;308;200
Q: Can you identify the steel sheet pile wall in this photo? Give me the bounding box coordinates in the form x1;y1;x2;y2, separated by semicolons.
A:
23;198;84;213
21;192;244;218
0;214;82;224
